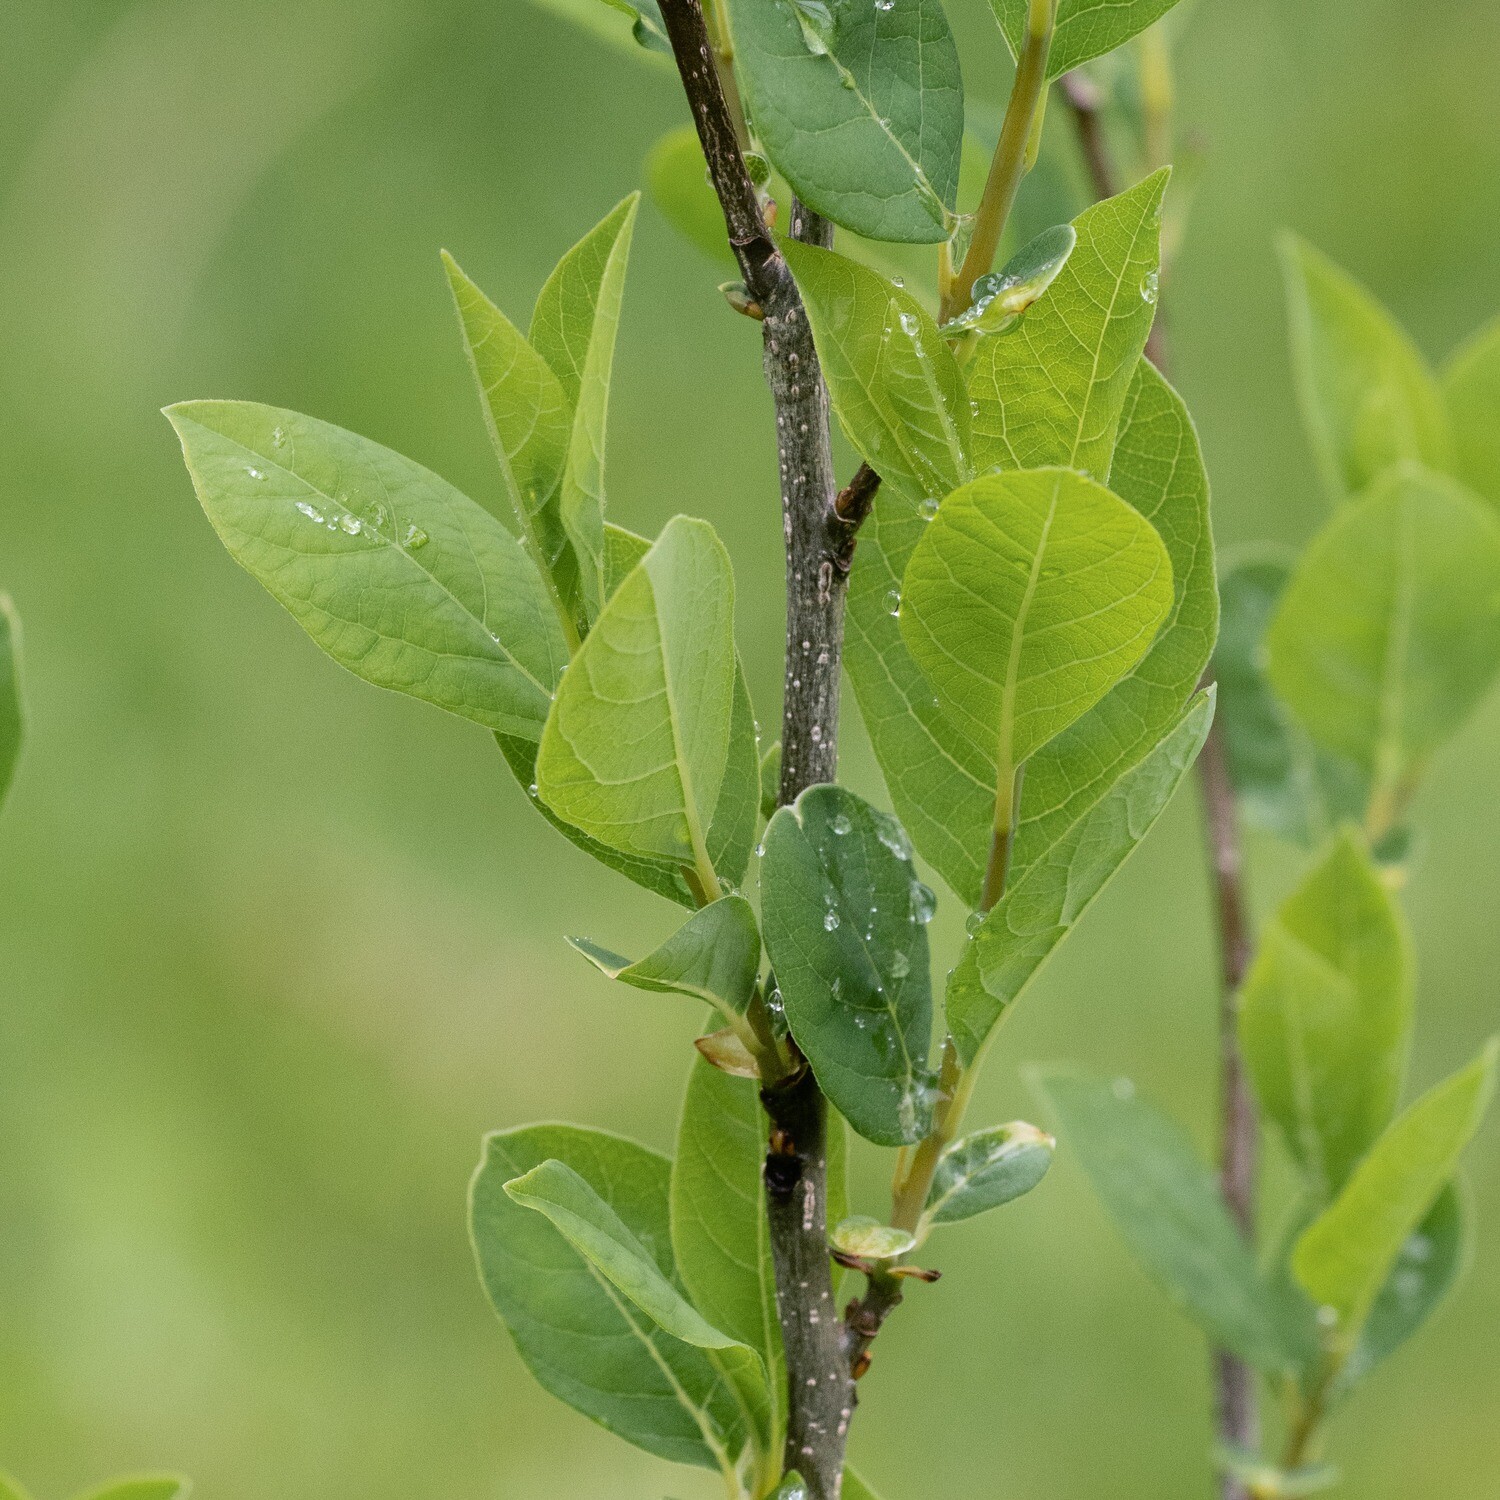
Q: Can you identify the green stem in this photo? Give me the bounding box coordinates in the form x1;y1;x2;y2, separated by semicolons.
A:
942;0;1057;323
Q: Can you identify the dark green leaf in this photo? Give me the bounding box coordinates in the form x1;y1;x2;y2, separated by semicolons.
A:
1032;1069;1301;1375
1239;830;1412;1203
1280;234;1451;502
990;0;1187;79
167;401;569;740
923;1120;1054;1227
1293;1041;1497;1341
725;0;964;242
782;241;971;504
569;895;762;1022
761;785;934;1145
471;1124;754;1472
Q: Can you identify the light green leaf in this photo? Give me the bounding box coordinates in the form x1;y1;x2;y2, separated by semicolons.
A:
725;0;964;243
968;169;1168;481
530;194;641;623
537;515;737;885
1444;315;1500;509
956;690;1213;1061
707;661;764;889
990;0;1186;79
73;1483;190;1500
1293;1042;1496;1340
523;0;674;60
505;1159;748;1350
847;357;1212;907
671;1060;786;1457
842;1469;884;1500
167;401;569;739
1032;1068;1300;1375
569;895;762;1022
1266;465;1500;807
773;1475;809;1500
1214;552;1368;846
761;785;934;1146
782;240;971;504
1239;830;1411;1203
646;125;737;265
900;468;1175;837
923;1120;1054;1227
0;596;21;811
831;1216;916;1260
471;1124;754;1471
1280;234;1451;502
0;1478;29;1500
940;223;1077;336
1340;1180;1466;1390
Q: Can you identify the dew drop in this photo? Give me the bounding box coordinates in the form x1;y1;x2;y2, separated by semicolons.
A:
271;426;287;449
884;588;901;616
918;495;939;520
889;950;911;979
295;501;324;524
910;881;937;924
403;524;430;550
830;812;853;835
823;909;841;932
965;911;984;937
337;513;362;535
1140;270;1159;305
897;311;921;337
245;466;265;481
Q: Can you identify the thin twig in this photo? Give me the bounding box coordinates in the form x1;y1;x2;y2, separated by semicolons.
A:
1062;65;1259;1500
655;4;863;1493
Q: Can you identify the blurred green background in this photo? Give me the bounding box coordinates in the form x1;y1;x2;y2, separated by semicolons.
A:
2;1;1498;1496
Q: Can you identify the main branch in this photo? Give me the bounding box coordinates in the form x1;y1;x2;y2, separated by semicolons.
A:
657;5;862;1494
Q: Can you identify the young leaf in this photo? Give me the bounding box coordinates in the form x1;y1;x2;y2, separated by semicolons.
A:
671;1060;785;1452
989;0;1187;80
1293;1041;1497;1340
1280;234;1451;502
968;169;1169;481
940;223;1077;336
1239;830;1412;1203
783;240;972;503
1266;466;1500;812
1339;1181;1466;1391
900;468;1174;831
646;125;739;265
773;1475;809;1500
569;894;762;1021
1444;314;1500;509
724;0;964;243
1214;553;1368;845
1032;1069;1301;1376
842;1472;884;1500
956;690;1213;1061
167;401;569;739
471;1124;755;1471
504;1159;749;1350
537;515;738;887
73;1484;190;1500
831;1216;916;1260
529;194;641;623
760;785;934;1146
923;1121;1055;1227
0;597;21;811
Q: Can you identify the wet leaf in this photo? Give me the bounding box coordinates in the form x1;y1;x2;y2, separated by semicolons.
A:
831;1215;916;1260
939;223;1076;336
923;1121;1054;1226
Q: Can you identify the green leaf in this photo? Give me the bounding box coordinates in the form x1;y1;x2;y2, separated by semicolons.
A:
900;468;1175;834
1293;1041;1497;1340
0;596;21;812
569;895;762;1022
707;661;764;889
1266;465;1500;806
73;1483;190;1500
523;0;674;60
537;515;737;885
1214;553;1368;846
968;169;1168;481
940;223;1077;336
760;740;783;822
1032;1068;1300;1375
782;240;971;504
671;1060;786;1456
471;1124;755;1472
923;1120;1054;1227
724;0;964;243
167;401;569;739
773;1475;809;1500
0;1478;29;1500
646;125;737;265
504;1159;749;1350
830;1216;916;1260
990;0;1187;79
955;690;1213;1061
761;785;934;1146
1444;314;1500;509
1340;1180;1466;1390
842;1469;884;1500
529;194;641;624
1239;830;1412;1203
1280;234;1452;502
847;357;1212;908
